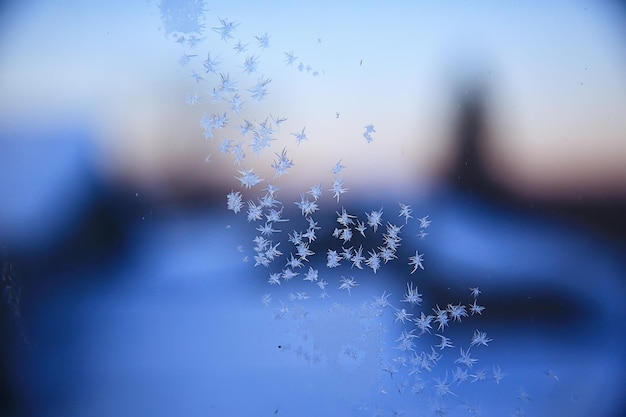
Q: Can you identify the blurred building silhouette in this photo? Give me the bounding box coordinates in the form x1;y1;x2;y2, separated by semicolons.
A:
452;85;626;244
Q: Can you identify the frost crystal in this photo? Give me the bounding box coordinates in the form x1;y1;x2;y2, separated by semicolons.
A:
338;276;358;294
284;51;298;66
242;54;260;74
330;178;348;202
291;127;308;145
408;250;425;273
226;191;243;213
203;53;222;74
255;32;270;49
212;18;239;41
331;159;346;174
401;282;422;306
236;168;263;189
247;76;271;102
363;124;376;143
271;148;294;178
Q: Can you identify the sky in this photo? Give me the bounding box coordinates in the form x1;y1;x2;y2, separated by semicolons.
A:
0;0;625;197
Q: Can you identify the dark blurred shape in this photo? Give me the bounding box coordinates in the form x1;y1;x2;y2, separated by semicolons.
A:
452;86;500;198
452;85;626;244
1;248;22;416
0;127;136;276
0;126;143;416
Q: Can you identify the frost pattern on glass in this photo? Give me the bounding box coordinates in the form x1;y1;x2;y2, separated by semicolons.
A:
163;6;521;415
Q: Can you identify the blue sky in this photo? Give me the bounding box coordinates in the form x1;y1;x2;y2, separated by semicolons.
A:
0;0;624;196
